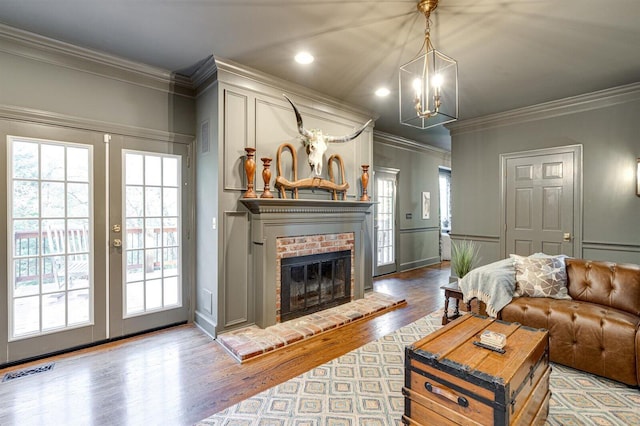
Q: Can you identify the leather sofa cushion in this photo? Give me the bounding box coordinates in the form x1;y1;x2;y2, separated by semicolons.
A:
501;297;640;386
566;259;640;316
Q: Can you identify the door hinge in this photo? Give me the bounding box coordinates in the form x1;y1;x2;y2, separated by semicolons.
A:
187;143;192;168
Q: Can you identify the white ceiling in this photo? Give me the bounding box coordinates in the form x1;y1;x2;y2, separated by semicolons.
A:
1;0;639;151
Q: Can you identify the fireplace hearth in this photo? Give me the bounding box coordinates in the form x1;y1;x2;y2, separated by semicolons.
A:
280;250;351;322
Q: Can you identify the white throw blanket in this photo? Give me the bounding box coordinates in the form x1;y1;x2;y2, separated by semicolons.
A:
458;258;516;317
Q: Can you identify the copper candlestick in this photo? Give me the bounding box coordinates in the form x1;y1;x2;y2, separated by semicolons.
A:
360;164;370;201
260;157;274;198
243;147;257;198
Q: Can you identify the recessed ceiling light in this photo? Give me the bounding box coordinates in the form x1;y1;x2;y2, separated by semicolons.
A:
295;52;314;65
375;87;390;97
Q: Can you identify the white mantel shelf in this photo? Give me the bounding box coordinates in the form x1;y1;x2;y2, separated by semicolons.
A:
239;198;374;214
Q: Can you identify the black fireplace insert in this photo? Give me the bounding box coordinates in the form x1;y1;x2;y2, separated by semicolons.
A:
280;250;351;322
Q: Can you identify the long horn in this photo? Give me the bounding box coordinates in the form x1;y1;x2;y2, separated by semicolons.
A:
283;94;313;139
325;119;373;143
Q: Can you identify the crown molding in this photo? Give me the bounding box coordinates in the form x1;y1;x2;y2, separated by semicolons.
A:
0;104;194;144
447;82;640;135
190;55;218;90
0;23;195;98
374;130;449;156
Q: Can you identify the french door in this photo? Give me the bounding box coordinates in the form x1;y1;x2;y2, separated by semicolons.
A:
373;168;398;276
108;136;191;336
2;121;191;364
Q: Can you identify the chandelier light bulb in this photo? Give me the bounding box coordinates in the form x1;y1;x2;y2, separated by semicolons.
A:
412;78;422;98
432;74;444;88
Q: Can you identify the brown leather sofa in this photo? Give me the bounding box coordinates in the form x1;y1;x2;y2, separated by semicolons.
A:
500;258;640;387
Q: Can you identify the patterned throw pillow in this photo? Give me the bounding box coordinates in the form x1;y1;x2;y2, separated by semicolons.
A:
510;254;571;299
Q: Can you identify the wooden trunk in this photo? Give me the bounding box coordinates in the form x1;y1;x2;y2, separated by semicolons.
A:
403;314;550;426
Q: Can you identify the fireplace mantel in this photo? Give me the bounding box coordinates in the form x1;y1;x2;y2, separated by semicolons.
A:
239;197;374;328
240;198;374;214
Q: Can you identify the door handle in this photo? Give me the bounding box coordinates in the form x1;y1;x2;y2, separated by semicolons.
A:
563;232;572;242
113;239;122;247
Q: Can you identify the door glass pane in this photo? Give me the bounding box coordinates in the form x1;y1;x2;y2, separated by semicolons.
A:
8;137;93;340
13;181;39;218
145;156;162;186
68;183;90;217
123;151;182;317
126;154;144;185
68;289;90;325
376;177;395;267
13;141;39;179
41;144;65;181
164;277;179;306
41;182;65;217
67;147;89;181
439;168;452;230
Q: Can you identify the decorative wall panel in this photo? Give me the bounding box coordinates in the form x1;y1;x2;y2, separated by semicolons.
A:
223;211;251;327
223;89;249;190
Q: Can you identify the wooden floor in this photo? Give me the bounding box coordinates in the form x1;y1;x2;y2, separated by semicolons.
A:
0;263;452;425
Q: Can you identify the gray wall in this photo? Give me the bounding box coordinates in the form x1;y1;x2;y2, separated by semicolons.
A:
373;133;451;272
448;83;640;265
0;25;195;137
195;59;375;335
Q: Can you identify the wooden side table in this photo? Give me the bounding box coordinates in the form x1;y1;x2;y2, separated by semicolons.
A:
440;282;472;325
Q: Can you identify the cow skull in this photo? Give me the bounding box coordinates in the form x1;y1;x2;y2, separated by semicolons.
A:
284;95;372;176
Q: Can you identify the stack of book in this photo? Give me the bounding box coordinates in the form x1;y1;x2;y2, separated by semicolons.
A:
480;330;506;350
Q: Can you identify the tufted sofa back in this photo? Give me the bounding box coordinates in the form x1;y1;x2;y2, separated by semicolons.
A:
566;258;640;316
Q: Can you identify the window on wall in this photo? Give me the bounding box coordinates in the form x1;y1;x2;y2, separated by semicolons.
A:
439;167;451;231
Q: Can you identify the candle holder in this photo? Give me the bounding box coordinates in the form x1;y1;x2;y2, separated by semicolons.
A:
243;147;257;198
360;164;370;201
260;157;274;198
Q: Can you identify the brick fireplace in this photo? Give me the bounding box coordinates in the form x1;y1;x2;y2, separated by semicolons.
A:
241;198;373;328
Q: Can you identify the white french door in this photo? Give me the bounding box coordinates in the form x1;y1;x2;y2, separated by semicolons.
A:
373;168;398;276
2;122;191;364
107;136;190;337
2;122;107;363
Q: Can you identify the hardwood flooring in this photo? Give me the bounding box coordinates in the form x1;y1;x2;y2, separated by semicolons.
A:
0;263;452;425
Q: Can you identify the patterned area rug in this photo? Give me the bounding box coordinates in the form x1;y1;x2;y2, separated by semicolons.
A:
199;310;640;425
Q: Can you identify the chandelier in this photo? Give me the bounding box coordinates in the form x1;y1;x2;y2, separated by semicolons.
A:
399;0;458;129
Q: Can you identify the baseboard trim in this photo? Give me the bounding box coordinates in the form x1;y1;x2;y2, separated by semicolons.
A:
399;256;441;272
0;321;187;370
195;310;218;338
